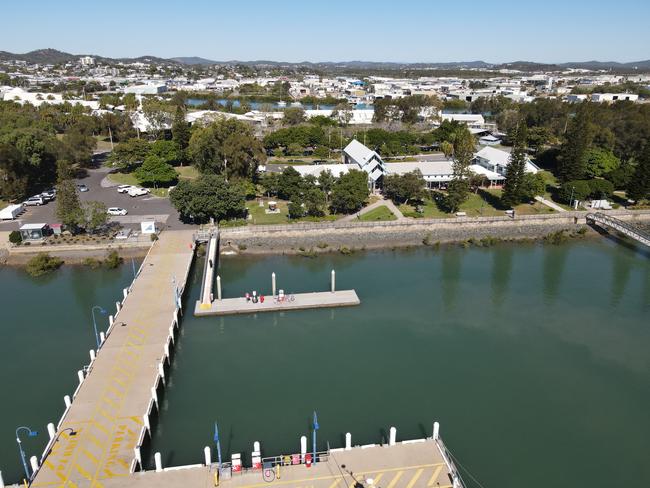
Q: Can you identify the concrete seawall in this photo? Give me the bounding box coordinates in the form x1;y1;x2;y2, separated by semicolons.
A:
220;210;650;253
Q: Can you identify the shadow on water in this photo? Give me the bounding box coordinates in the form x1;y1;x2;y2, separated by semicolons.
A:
441;249;462;311
542;244;569;304
611;249;633;307
491;248;513;309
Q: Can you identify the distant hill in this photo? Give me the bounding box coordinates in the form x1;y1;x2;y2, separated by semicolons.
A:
1;49;649;72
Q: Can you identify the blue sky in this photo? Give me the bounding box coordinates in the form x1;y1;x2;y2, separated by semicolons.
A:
2;0;649;63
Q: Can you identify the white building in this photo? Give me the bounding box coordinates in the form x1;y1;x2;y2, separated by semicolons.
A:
343;139;386;188
123;83;167;95
591;93;639;103
473;146;539;183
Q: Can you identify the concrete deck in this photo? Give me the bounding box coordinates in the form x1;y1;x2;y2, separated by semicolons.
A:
194;290;361;316
31;230;196;488
101;440;455;488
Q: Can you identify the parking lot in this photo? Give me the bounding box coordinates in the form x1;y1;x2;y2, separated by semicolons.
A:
0;160;186;232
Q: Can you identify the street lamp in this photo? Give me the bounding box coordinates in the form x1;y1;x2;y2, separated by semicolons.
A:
312;411;319;465
91;306;107;349
15;426;38;481
569;185;575;209
40;428;76;469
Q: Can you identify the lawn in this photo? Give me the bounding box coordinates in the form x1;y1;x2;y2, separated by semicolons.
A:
359;205;397;222
399;188;555;219
246;199;343;225
176;166;200;180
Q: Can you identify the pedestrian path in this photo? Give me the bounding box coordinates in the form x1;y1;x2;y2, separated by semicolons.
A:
339;198;406;222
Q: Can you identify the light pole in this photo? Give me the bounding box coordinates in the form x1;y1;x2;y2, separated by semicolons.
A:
91;306;107;349
15;426;38;481
40;428;76;469
312;411;319;465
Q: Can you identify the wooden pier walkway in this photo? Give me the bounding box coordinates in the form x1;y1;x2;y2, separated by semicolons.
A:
194;290;360;316
30;230;196;488
100;439;460;488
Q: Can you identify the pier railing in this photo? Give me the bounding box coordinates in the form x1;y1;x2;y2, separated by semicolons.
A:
587;212;650;247
434;437;467;488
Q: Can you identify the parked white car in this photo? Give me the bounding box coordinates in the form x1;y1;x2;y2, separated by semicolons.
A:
117;185;134;194
24;196;45;206
107;207;128;216
128;187;150;197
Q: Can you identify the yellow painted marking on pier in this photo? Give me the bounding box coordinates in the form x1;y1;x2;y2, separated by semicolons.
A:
237;464;442;488
71;462;93;481
386;471;404;488
405;468;423;488
327;479;342;488
373;473;385;484
427;465;443;486
81;448;100;464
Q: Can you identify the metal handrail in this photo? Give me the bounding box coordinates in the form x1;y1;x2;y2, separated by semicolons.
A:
587;212;650;244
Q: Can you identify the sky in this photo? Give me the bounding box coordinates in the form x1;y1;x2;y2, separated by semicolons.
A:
2;0;649;64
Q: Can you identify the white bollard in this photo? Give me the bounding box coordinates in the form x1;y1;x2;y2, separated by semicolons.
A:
216;275;222;301
300;436;307;462
64;395;72;408
115;301;121;314
433;421;440;440
331;270;336;292
154;452;162;472
89;350;96;362
389;427;397;446
158;363;165;385
30;456;39;473
123;288;128;300
99;331;106;345
47;423;56;440
0;469;5;488
109;315;114;327
272;272;276;296
164;342;170;362
151;387;158;409
345;432;352;450
143;414;151;433
77;370;84;384
134;446;142;467
204;446;211;466
253;441;261;453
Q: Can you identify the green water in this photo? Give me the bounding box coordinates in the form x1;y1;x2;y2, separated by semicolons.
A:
145;240;650;488
0;264;137;483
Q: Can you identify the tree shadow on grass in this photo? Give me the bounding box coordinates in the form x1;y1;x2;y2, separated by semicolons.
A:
477;188;509;211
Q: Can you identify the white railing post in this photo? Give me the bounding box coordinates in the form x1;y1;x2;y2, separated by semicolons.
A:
433;421;440;440
345;432;352;450
204;446;211;466
77;370;84;384
64;395;72;408
30;456;39;474
47;423;56;440
389;426;396;446
154;452;162;472
300;436;307;462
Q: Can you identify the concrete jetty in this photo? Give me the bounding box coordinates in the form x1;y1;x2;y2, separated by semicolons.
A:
194;289;361;316
98;428;462;488
30;230;196;488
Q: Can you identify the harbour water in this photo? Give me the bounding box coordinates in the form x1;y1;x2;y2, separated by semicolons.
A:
1;240;649;487
0;263;138;484
145;239;650;488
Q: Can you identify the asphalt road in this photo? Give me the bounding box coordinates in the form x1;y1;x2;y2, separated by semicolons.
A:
0;156;186;232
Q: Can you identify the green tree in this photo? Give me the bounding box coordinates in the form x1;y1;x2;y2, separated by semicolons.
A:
502;124;529;207
277;166;304;200
558;180;591;204
55;161;83;231
0;143;29;200
151;140;183;166
558;104;593;182
283;107;306;126
440;141;453;159
25;253;63;277
287;198;304;219
188;118;265;180
83;201;108;233
445;126;474;212
584;148;620;178
141;98;172;140
109;138;151;172
317;169;336;202
169;175;246;223
627;144;650;202
330;169;369;214
260;172;280;197
383;170;425;204
171;105;190;157
135;155;178;187
61;129;95;166
519;173;546;202
303;188;327;217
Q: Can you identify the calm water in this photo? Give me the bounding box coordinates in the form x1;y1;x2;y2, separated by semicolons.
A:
0;263;138;483
144;239;650;488
1;241;649;487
